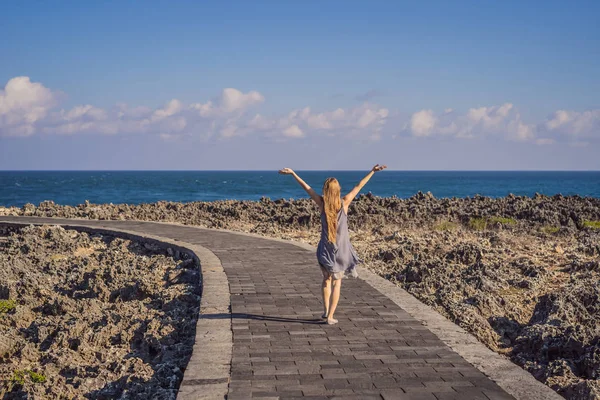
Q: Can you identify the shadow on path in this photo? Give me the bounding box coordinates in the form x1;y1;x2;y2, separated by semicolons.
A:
202;312;324;324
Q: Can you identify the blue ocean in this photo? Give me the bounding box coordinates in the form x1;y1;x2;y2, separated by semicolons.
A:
1;171;599;207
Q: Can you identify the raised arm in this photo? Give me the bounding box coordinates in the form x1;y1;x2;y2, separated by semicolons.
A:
278;168;324;210
342;164;387;208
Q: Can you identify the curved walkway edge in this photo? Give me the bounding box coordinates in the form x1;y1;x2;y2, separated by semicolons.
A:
354;268;561;400
0;216;562;400
0;219;231;400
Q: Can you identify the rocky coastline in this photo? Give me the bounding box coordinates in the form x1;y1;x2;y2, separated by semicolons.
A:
1;193;599;399
0;225;200;399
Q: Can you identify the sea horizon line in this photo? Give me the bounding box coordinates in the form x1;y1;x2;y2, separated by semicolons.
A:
2;169;600;173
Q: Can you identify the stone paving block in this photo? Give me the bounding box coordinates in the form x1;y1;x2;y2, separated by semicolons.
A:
251;391;281;398
431;393;464;400
422;381;467;391
381;391;437;400
451;386;490;400
374;376;401;389
323;379;350;390
226;393;253;400
468;377;507;391
320;371;349;379
286;397;329;400
300;384;328;396
482;389;517;400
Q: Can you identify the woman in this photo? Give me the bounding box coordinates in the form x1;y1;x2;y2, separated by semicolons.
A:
278;165;387;324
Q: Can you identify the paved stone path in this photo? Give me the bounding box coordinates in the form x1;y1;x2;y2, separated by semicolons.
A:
0;217;515;400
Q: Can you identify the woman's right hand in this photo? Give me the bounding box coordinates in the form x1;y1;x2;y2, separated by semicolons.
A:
278;168;295;175
371;164;387;172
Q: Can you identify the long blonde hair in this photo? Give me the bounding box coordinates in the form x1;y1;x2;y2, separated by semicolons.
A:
322;178;341;244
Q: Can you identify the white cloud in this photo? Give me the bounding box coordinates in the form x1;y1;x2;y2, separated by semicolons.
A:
467;103;512;126
267;103;389;139
0;76;58;136
545;110;571;130
219;119;240;138
39;104;112;135
247;114;274;130
307;112;333;130
357;107;388;128
115;103;152;119
503;112;535;142
543;109;600;137
220;88;264;112
283;125;304;138
218;103;388;141
410;110;436;137
189;88;264;118
1;76;598;146
152;99;183;121
62;105;107;121
27;84;264;139
189;100;215;118
43;99;187;136
407;103;535;141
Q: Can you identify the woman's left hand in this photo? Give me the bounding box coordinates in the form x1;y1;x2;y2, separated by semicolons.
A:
278;168;294;175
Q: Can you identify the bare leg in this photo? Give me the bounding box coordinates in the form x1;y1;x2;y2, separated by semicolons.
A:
321;269;332;318
327;278;342;324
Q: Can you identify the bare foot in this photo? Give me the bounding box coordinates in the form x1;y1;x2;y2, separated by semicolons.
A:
327;318;338;325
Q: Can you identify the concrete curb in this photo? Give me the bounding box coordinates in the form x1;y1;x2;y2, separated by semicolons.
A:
0;220;231;400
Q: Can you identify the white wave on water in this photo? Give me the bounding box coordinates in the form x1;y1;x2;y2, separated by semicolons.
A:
15;182;21;187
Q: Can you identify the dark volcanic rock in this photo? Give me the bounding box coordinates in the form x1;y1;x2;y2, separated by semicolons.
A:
0;225;199;399
1;193;599;399
2;193;600;232
512;278;600;399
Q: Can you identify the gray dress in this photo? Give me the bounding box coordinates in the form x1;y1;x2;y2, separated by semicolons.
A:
316;199;360;279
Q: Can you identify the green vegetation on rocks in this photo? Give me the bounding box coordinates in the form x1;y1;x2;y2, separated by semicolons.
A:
0;299;15;313
434;221;458;231
11;370;25;385
28;371;46;383
583;220;600;229
488;216;517;225
10;370;46;385
468;218;487;231
541;225;560;234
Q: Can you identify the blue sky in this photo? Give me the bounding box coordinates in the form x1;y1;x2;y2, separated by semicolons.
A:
1;0;598;170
